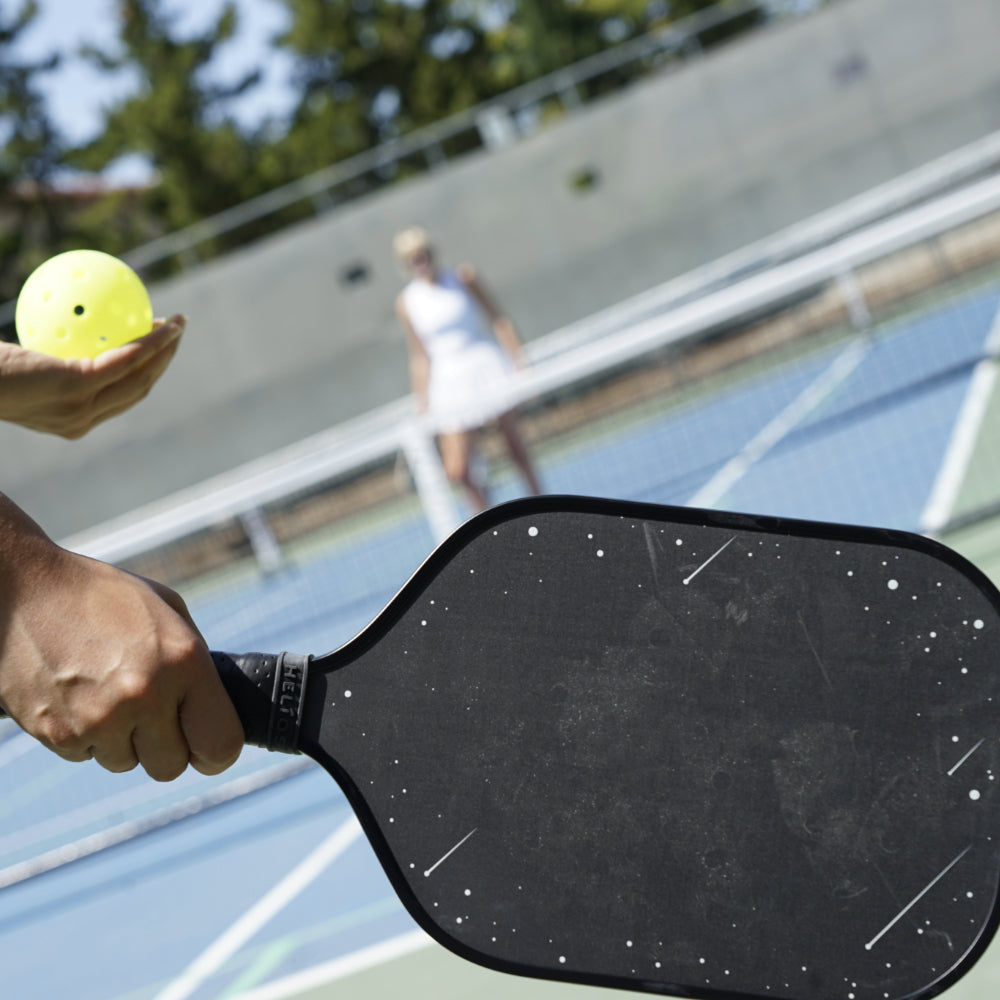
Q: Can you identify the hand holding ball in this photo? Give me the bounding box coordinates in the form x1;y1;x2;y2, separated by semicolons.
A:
15;250;153;359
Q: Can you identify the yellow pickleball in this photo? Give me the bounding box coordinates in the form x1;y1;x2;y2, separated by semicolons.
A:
15;250;153;359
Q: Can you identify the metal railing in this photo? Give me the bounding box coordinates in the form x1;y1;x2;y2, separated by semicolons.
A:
528;128;1000;365
59;167;1000;565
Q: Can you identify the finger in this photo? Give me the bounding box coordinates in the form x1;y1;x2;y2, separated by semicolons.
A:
143;576;198;626
132;709;191;782
106;574;241;776
84;335;182;427
87;315;186;384
90;733;141;774
98;316;185;374
56;321;183;433
180;666;244;776
25;713;133;768
44;741;97;765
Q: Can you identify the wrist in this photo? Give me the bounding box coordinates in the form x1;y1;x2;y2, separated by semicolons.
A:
0;494;67;623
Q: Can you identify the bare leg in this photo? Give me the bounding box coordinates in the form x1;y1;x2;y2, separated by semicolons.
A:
497;411;542;495
439;429;490;511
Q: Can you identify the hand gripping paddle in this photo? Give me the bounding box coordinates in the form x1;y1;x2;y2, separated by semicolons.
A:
17;496;1000;998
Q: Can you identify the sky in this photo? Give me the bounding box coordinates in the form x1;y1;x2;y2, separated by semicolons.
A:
12;0;298;184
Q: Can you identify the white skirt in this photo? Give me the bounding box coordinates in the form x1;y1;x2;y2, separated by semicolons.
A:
428;341;515;433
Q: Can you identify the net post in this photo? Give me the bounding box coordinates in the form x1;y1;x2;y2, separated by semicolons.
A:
835;266;873;329
238;507;284;574
399;417;461;543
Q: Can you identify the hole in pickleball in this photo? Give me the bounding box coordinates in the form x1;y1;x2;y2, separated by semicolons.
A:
73;304;85;315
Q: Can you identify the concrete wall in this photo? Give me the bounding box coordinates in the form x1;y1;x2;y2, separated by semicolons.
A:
5;0;1000;539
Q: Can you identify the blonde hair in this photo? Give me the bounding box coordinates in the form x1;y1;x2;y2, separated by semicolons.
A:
393;225;431;261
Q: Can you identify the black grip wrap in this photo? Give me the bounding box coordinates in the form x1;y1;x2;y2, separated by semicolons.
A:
211;651;310;754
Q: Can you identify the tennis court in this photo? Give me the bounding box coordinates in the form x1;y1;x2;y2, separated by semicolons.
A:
3;273;1000;1000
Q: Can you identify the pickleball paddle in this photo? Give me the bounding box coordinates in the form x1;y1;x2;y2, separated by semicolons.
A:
12;495;1000;999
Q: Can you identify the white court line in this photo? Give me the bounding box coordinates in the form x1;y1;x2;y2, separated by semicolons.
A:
152;815;363;1000
688;337;872;508
920;302;1000;534
0;760;311;889
232;929;434;1000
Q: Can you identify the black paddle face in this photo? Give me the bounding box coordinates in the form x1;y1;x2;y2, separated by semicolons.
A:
299;497;1000;999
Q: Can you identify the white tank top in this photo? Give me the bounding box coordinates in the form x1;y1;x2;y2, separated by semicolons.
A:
401;270;494;362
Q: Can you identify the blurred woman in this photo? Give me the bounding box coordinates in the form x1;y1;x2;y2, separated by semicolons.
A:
394;226;542;510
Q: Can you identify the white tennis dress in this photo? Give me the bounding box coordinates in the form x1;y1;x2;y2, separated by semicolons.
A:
402;270;515;432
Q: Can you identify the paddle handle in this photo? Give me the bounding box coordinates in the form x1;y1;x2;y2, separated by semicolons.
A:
0;651;310;755
211;651;310;754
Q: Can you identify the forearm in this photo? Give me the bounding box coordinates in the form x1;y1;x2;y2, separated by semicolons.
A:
409;355;430;409
494;317;526;366
0;492;60;640
0;492;69;718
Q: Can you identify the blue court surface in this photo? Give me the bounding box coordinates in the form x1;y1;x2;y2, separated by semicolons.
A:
2;278;1000;1000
